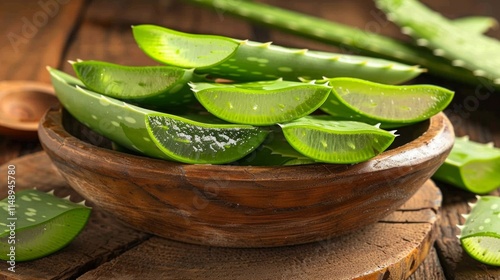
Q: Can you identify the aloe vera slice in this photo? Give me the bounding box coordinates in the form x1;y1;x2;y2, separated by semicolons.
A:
0;189;91;261
433;136;500;194
318;77;454;128
279;116;396;164
458;196;500;266
376;0;500;86
132;24;423;84
72;60;196;107
190;79;330;125
48;67;269;164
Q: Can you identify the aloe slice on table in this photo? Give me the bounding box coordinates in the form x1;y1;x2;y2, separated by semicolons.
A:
72;60;196;107
458;196;500;266
318;77;454;128
132;24;423;84
279;115;397;164
433;136;500;194
190;79;331;125
376;0;500;86
0;189;91;262
48;67;269;164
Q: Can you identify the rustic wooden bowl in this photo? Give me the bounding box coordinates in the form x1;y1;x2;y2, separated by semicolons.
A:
38;107;454;248
0;81;58;140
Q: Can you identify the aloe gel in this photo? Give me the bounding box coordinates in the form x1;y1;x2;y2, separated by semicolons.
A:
0;190;91;261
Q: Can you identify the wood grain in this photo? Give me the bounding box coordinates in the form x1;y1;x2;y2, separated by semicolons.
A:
0;0;86;83
77;181;441;280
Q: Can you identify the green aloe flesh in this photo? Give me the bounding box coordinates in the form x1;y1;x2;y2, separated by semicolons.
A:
185;0;486;87
132;24;423;84
452;16;498;34
0;189;91;262
279;115;396;164
72;60;196;107
319;78;454;128
376;0;500;86
48;67;269;164
433;136;500;194
237;127;316;166
190;79;331;125
459;196;500;266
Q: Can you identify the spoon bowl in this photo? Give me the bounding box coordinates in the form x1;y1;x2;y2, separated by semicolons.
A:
0;81;58;140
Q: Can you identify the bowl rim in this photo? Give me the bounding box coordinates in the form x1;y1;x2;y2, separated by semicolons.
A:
39;107;454;179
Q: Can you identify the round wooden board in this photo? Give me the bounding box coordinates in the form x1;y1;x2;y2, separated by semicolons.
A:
1;152;442;280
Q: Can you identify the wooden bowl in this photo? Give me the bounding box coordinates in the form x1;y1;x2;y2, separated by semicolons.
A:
38;107;454;248
0;81;59;140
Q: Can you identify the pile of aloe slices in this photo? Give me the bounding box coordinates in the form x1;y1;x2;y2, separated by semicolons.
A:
49;24;454;165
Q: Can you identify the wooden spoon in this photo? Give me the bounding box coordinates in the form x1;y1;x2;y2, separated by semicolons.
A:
0;81;58;140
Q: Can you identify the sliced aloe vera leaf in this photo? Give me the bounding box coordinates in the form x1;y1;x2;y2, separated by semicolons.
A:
146;113;269;164
452;16;498;34
190;79;331;125
433;136;500;194
279;115;396;164
376;0;500;86
318;77;454;128
0;189;91;262
132;24;423;84
72;60;196;107
458;196;500;266
48;67;269;164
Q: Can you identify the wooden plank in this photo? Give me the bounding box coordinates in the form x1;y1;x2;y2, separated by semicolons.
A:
0;152;150;279
0;0;86;83
77;181;440;280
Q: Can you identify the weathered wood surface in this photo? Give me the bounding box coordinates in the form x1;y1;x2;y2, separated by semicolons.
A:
0;152;441;279
0;0;499;279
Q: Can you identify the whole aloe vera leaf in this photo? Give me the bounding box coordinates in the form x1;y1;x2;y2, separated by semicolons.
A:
72;60;197;107
452;16;498;34
132;24;422;84
433;136;500;194
0;189;91;262
185;0;484;87
48;67;269;164
376;0;500;86
279;115;396;164
458;196;500;266
317;77;454;128
190;79;331;125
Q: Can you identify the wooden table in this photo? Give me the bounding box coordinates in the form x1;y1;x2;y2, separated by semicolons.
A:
1;0;499;279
